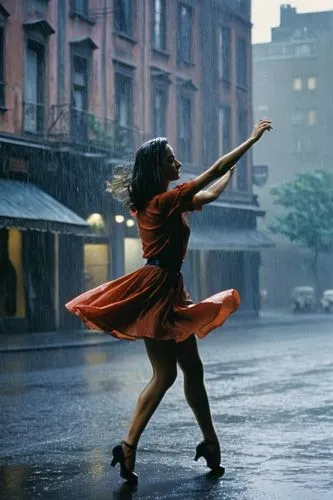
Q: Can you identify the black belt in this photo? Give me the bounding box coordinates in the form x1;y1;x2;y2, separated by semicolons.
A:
146;257;183;273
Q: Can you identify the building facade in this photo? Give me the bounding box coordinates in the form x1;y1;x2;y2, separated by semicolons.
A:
253;4;333;307
0;0;269;335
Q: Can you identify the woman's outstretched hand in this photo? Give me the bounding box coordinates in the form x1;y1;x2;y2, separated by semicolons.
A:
250;119;272;143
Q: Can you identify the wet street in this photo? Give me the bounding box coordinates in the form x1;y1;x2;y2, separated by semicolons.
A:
1;320;333;500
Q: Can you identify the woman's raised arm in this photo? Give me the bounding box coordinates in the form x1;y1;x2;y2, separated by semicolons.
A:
192;119;272;193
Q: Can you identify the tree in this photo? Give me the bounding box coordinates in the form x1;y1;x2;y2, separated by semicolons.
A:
269;170;333;294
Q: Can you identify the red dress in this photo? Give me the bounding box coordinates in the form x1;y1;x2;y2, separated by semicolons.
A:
65;181;240;343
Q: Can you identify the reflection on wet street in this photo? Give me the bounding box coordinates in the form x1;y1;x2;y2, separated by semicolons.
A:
1;321;333;499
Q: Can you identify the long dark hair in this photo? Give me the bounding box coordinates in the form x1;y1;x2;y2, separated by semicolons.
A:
106;137;168;211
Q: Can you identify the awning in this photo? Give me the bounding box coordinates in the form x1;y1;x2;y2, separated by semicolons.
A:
0;180;90;235
188;227;275;251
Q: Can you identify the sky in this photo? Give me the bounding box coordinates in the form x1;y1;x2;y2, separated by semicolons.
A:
252;0;333;43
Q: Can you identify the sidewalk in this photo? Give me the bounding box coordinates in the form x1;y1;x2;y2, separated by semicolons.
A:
0;309;331;353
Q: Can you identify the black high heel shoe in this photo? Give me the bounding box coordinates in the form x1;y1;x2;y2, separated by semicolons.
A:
194;440;225;474
111;440;138;484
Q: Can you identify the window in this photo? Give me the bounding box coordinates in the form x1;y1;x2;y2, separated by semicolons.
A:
291;109;305;126
236;37;247;87
152;86;167;136
0;27;4;108
114;0;132;37
293;78;302;91
308;109;316;126
178;94;192;163
152;0;166;51
71;0;88;16
71;55;88;141
307;76;316;90
217;26;230;81
218;107;231;156
178;4;193;64
72;56;88;111
115;71;133;153
295;44;310;56
237;0;248;14
24;40;45;134
237;108;248;190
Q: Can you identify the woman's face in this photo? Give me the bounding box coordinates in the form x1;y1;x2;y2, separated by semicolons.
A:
163;144;181;181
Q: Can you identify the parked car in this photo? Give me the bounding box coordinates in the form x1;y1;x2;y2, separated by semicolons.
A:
290;286;316;313
320;289;333;313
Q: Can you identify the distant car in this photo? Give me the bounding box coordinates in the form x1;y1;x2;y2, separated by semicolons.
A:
290;286;316;313
320;289;333;313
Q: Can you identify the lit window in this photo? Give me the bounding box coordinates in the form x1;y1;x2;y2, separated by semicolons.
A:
293;78;302;91
308;77;316;90
308;109;317;126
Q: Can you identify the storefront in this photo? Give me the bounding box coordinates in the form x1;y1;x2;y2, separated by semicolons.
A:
0;179;89;334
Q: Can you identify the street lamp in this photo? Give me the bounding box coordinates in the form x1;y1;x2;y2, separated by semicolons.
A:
126;219;135;228
115;214;125;223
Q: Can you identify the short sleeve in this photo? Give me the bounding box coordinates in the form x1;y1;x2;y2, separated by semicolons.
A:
157;181;199;216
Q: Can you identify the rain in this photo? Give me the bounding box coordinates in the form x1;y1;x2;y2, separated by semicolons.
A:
1;1;333;499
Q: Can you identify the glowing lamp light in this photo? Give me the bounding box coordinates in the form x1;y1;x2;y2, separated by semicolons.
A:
126;219;135;228
115;214;125;224
86;213;105;229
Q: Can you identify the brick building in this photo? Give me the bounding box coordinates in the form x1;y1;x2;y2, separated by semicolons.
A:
0;0;270;334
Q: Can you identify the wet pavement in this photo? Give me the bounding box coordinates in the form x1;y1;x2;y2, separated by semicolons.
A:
1;320;333;499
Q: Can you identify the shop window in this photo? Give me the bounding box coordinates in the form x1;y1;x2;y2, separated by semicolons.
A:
84;243;108;290
0;229;25;318
125;238;145;274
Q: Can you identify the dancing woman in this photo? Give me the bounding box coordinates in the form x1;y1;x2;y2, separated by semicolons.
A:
66;119;272;484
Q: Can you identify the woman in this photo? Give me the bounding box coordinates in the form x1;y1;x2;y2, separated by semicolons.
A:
66;119;272;485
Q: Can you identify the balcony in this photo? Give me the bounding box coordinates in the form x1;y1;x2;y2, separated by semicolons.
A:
47;104;142;157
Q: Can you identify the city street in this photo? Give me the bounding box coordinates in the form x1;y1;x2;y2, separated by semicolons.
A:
1;319;333;499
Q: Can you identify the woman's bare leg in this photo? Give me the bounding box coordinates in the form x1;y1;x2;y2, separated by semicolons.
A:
124;338;177;449
176;335;218;443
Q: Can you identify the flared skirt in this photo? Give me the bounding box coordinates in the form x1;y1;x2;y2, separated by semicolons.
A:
65;265;240;343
